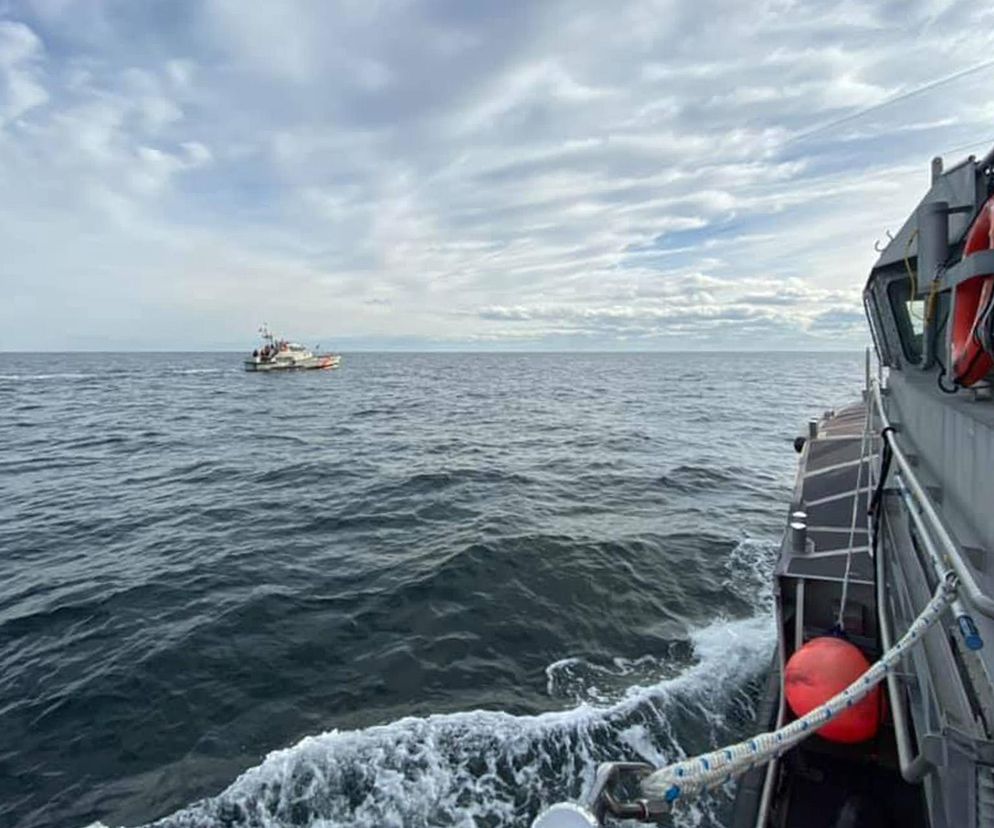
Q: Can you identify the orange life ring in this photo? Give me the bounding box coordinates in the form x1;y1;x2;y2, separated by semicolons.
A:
951;196;994;386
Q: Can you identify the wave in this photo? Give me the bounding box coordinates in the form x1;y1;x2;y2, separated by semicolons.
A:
138;613;773;828
654;464;782;497
348;469;537;505
0;372;95;381
544;648;693;705
0;367;228;382
167;368;228;375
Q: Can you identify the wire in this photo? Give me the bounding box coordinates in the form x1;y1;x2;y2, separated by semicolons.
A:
935;341;960;395
929;302;961;394
974;280;994;350
902;229;928;324
903;230;918;299
790;58;994;145
924;275;942;323
868;427;895;530
940;136;994;159
902;229;943;329
979;280;994;355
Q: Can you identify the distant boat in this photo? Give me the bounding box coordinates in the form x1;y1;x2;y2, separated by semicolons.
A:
244;325;341;372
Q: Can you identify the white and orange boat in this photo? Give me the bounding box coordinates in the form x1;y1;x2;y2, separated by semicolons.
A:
244;325;341;372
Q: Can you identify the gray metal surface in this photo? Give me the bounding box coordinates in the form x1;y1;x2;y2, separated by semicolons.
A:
872;156;980;271
980;765;994;828
780;405;875;585
886;370;994;558
804;436;866;472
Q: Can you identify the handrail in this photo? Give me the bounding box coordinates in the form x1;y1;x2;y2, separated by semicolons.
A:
753;599;788;828
864;366;934;782
894;475;985;650
872;491;935;783
870;380;994;618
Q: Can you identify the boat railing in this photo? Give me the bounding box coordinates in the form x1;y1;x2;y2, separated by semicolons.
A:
866;352;992;784
868;374;994;619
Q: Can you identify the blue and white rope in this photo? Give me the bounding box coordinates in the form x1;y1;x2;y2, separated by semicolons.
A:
641;576;956;803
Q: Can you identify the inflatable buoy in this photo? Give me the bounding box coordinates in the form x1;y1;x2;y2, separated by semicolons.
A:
784;637;882;743
951;195;994;387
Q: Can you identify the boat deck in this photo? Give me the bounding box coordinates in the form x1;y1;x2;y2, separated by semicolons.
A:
779;402;877;586
734;402;928;828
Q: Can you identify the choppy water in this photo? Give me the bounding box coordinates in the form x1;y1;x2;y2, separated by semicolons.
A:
0;351;864;828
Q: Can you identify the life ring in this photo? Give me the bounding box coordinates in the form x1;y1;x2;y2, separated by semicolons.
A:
951;196;994;386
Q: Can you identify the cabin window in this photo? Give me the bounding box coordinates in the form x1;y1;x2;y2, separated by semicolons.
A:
864;293;893;367
887;278;924;364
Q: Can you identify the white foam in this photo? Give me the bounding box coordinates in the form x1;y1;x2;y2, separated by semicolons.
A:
170;368;228;375
546;653;678;705
155;613;774;828
135;537;780;826
0;372;93;381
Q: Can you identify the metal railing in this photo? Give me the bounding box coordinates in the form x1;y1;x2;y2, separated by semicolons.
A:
869;379;994;619
867;361;991;783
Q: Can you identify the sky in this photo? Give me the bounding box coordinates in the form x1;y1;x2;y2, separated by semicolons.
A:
1;0;993;351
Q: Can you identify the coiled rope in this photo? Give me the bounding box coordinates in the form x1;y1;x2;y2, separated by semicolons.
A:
640;574;957;804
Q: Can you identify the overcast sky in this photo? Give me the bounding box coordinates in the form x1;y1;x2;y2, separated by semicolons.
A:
1;0;993;350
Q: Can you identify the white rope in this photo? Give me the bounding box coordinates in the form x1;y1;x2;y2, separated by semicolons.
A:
641;575;956;804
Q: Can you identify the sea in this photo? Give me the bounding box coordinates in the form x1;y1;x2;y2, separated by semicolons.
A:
0;351;865;828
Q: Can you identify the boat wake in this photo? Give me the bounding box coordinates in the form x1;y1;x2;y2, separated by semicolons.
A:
0;371;95;381
141;613;773;828
167;368;230;375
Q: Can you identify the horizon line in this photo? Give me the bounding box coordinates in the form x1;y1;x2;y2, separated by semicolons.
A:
0;348;868;355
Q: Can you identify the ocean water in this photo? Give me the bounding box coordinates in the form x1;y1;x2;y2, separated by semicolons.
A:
0;351;865;828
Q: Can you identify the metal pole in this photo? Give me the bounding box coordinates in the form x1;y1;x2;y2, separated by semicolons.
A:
874;517;934;782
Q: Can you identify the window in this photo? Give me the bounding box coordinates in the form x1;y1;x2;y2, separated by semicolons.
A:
864;292;893;367
887;278;923;364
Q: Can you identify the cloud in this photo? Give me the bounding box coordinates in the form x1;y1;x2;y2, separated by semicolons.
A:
808;307;868;331
1;1;993;349
0;20;48;121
